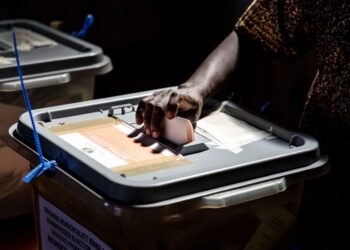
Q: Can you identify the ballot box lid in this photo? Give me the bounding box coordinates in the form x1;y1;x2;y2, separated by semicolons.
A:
12;89;326;204
0;19;111;83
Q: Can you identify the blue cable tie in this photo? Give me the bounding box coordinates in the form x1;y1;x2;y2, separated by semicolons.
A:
12;31;57;183
72;14;94;38
22;161;57;183
260;101;272;113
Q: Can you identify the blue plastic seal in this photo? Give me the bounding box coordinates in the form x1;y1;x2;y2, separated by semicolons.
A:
72;14;94;38
23;160;57;183
12;31;57;183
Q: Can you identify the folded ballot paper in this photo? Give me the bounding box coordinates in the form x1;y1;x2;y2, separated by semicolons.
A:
162;116;194;145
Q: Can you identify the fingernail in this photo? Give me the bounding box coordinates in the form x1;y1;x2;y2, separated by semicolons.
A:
145;128;150;135
152;131;159;139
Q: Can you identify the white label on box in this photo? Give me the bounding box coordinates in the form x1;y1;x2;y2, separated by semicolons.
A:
59;132;128;168
39;196;112;250
59;123;176;169
196;112;271;153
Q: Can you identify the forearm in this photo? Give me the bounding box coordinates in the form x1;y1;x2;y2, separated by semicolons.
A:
180;30;240;100
136;30;246;137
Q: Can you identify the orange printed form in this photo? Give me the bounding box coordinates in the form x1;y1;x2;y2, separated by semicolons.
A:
51;118;188;176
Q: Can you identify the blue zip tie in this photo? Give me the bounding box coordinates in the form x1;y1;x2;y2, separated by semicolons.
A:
72;14;94;39
260;101;272;113
12;31;57;183
22;160;57;183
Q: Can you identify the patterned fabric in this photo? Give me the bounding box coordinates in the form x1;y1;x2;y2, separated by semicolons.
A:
235;0;350;154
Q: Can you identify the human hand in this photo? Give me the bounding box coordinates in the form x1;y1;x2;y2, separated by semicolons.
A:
135;86;204;139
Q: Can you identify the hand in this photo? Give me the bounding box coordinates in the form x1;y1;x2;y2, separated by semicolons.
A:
135;86;204;138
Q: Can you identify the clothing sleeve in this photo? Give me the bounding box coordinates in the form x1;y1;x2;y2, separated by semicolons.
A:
235;0;311;60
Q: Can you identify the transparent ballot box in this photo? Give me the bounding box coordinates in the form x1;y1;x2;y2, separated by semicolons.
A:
8;89;328;250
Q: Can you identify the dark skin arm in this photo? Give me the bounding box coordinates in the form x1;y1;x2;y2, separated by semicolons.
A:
136;30;241;139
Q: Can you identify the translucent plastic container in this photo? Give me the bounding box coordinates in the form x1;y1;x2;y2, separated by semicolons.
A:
8;90;328;249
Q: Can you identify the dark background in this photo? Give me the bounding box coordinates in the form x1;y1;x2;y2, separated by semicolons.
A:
1;0;316;129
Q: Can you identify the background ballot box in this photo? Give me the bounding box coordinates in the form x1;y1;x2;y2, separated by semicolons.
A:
8;89;328;249
0;19;112;104
0;19;112;218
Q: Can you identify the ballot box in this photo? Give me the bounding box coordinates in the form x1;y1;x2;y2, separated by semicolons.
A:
7;89;328;249
0;20;112;218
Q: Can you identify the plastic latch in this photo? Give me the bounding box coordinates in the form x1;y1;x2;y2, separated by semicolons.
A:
72;14;94;38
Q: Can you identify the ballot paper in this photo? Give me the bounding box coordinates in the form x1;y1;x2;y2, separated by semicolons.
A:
163;116;194;145
196;112;271;153
52;118;185;175
0;28;57;51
